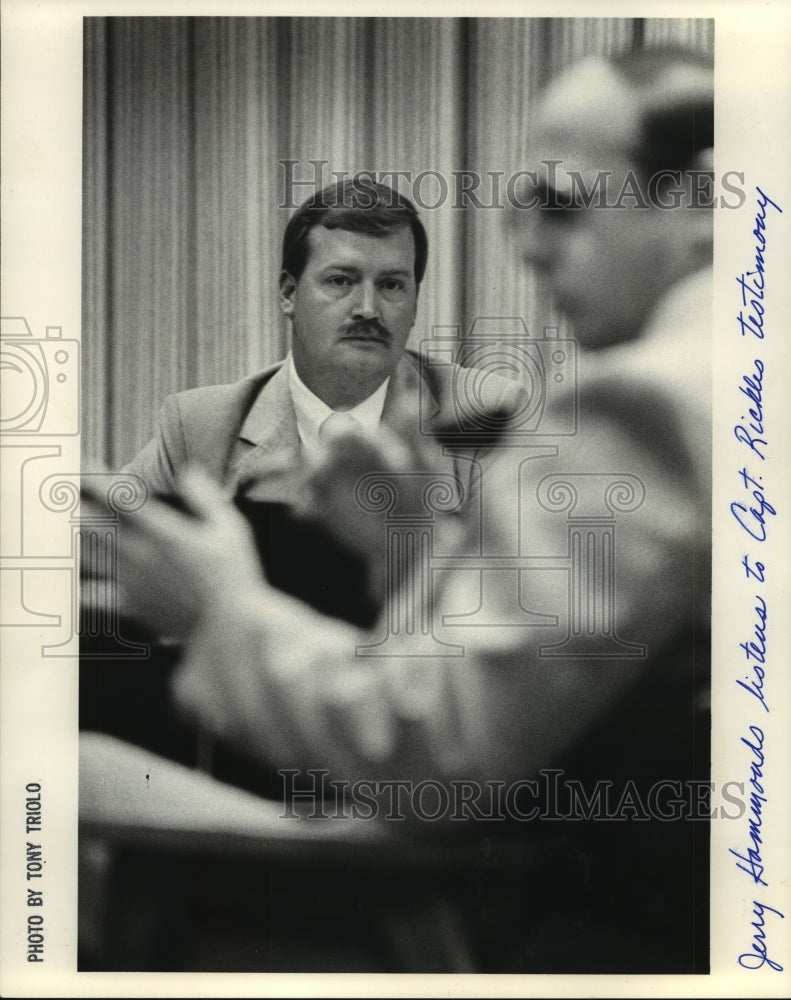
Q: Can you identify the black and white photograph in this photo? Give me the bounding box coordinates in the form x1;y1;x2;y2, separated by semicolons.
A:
0;1;789;996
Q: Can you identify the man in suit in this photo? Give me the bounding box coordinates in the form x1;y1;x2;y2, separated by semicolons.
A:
125;178;524;509
108;47;713;972
122;178;524;626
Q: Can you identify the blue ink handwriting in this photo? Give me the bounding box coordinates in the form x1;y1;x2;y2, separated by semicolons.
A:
738;900;785;972
736;595;769;713
730;468;776;541
737;187;783;339
733;359;766;460
729;725;768;887
741;555;765;582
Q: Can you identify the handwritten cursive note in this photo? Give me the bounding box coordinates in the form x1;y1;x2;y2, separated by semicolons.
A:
729;186;784;973
736;187;782;340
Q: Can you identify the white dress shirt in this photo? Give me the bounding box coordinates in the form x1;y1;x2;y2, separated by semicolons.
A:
286;353;390;461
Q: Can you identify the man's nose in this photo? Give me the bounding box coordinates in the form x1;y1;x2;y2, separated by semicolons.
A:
350;281;380;319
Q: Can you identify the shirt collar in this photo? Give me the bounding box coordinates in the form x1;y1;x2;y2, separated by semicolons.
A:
286;353;390;455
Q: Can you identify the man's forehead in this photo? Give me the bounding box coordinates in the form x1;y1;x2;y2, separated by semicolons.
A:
306;224;415;262
530;58;641;184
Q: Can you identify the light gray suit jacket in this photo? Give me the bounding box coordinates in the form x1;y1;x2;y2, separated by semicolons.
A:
124;348;527;506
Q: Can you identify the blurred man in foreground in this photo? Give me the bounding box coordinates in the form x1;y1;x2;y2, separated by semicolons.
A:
103;46;713;972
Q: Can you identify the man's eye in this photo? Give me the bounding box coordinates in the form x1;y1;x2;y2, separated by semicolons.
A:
381;279;405;292
327;275;352;287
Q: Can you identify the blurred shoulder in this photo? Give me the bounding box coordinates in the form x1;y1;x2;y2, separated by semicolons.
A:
577;268;713;490
588;267;712;396
404;347;528;420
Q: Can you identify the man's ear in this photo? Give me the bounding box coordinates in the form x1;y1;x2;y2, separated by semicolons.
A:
279;270;297;317
683;147;714;266
693;146;714;174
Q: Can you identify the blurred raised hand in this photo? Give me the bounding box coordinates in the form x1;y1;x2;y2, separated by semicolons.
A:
110;467;264;641
297;407;469;607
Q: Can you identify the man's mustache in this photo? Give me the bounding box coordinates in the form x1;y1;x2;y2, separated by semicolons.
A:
341;319;392;341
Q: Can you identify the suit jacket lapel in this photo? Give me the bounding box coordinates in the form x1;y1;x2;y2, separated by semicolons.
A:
229;352;464;502
230;363;304;500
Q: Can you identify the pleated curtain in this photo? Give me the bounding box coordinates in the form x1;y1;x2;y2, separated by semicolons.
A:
82;16;714;466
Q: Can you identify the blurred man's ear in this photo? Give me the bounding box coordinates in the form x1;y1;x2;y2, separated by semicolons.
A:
687;146;715;206
658;148;714;275
685;146;715;267
693;147;714;173
279;270;297;317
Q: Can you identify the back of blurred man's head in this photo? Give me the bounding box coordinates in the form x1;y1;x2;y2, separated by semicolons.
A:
513;46;714;348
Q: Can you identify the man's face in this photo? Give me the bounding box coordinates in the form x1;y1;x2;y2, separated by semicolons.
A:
280;225;418;393
511;60;683;349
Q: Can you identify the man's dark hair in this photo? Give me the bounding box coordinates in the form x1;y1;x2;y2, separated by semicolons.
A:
281;178;428;286
609;45;714;183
